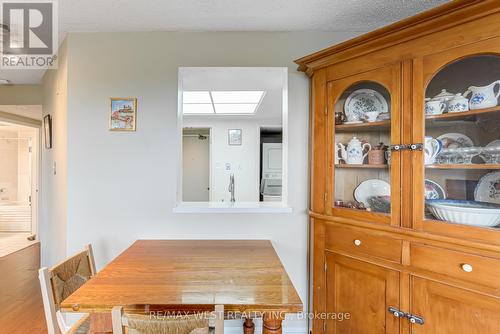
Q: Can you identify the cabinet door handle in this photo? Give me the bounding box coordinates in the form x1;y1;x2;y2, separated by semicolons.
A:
353;239;362;246
409;143;423;151
388;307;405;318
390;144;405;151
388;308;425;325
407;313;425;325
461;263;473;272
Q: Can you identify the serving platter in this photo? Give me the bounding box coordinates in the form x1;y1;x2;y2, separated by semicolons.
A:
354;179;390;208
426;199;500;227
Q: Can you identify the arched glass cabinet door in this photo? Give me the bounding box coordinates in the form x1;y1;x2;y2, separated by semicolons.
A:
413;37;500;243
327;64;401;227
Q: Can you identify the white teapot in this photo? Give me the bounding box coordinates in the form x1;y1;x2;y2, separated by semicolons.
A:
464;81;500;110
338;137;371;165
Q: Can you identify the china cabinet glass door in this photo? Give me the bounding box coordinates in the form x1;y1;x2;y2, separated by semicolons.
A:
328;64;401;227
415;38;500;242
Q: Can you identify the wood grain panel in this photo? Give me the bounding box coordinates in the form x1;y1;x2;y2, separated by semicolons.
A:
411;277;500;334
325;253;400;334
411;243;500;289
325;224;402;263
311;219;326;334
61;240;303;314
0;243;47;334
310;68;328;214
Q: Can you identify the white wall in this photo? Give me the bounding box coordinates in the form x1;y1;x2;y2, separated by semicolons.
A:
184;118;263;202
42;31;360;332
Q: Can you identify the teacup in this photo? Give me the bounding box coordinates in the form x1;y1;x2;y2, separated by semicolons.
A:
364;111;380;122
425;100;446;115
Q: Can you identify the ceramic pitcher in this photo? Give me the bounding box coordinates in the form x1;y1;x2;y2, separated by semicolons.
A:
338;137;371;164
464;80;500;110
424;136;442;165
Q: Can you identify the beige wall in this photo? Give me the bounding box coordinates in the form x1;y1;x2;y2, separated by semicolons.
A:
40;39;68;265
0;85;42;105
42;31;361;332
0;129;19;202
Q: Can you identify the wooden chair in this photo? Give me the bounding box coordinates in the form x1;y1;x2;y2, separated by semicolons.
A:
111;305;224;334
38;244;97;334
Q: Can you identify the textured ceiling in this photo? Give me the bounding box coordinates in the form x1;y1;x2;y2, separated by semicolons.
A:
0;0;448;84
59;0;448;32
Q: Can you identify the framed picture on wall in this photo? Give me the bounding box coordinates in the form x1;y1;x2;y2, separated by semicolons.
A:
109;97;137;131
43;114;52;149
228;129;242;145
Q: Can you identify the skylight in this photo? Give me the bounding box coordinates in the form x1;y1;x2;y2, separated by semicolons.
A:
183;91;265;114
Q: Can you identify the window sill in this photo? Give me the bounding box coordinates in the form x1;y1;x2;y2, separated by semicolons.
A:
172;201;293;214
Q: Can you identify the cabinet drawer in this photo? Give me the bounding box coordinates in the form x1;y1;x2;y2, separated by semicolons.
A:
411;243;500;289
325;224;402;263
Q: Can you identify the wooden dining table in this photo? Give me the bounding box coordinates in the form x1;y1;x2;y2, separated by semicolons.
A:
61;240;303;334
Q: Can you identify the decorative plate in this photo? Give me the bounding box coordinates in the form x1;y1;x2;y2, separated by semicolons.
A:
344;89;389;123
436;133;473;149
425;179;446;200
475;171;500;204
485;139;500;147
377;112;391;121
354;179;390;208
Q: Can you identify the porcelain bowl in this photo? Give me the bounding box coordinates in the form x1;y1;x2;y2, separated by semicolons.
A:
426;200;500;227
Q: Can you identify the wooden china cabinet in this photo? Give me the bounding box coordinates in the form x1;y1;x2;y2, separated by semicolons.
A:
296;1;500;333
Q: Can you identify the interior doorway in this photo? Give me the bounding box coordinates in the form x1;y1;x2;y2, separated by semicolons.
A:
0;120;40;234
259;127;283;202
182;127;211;201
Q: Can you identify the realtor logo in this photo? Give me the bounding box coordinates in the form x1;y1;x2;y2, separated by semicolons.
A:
1;0;58;69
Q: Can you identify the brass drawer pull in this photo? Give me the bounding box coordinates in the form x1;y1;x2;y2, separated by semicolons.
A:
461;263;473;273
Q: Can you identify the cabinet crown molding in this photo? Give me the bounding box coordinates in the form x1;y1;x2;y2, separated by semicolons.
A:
295;0;499;75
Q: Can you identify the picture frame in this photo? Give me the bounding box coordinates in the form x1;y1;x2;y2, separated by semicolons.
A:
228;129;242;146
109;97;137;131
43;114;52;149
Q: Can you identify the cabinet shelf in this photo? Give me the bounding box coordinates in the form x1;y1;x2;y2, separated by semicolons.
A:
426;164;500;170
335;164;389;169
335;120;390;132
426;106;500;123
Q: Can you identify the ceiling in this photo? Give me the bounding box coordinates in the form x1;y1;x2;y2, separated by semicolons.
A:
0;0;448;84
182;67;284;122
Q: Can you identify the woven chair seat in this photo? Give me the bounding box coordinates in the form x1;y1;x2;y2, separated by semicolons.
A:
125;313;210;334
67;315;91;334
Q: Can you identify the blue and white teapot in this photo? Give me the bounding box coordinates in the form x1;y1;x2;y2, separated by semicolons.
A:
464;80;500;110
338;137;372;165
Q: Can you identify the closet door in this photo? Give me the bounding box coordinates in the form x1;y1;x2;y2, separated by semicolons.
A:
325;252;400;334
410;277;500;333
412;37;500;245
328;64;402;227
